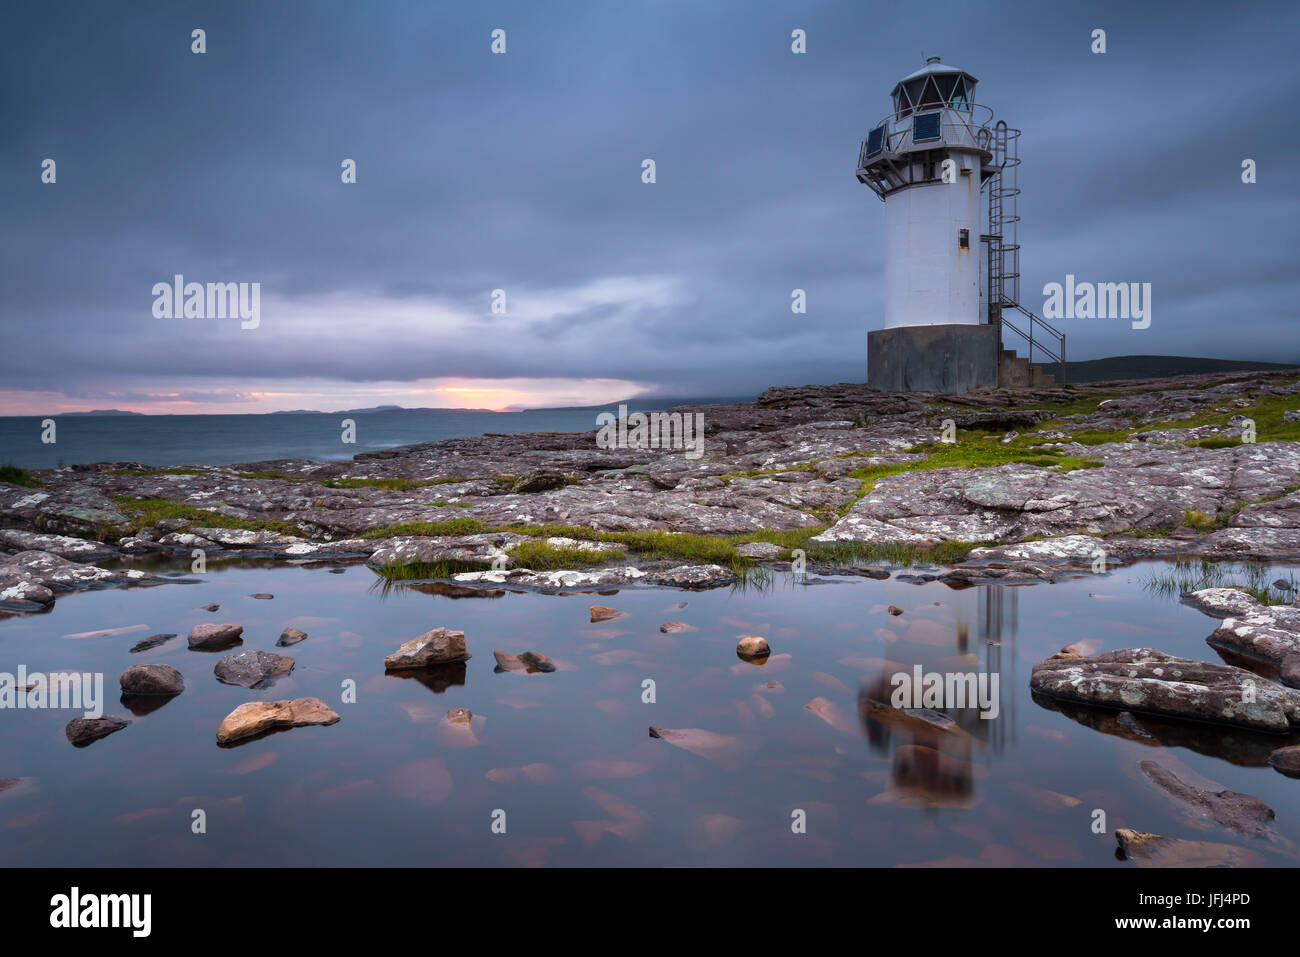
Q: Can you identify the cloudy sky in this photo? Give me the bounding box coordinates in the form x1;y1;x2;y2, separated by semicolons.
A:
2;0;1296;414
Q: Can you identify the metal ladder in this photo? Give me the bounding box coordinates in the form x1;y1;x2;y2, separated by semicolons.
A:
986;121;1065;384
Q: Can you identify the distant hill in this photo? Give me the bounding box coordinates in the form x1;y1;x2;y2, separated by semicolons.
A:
63;409;144;416
1033;355;1299;384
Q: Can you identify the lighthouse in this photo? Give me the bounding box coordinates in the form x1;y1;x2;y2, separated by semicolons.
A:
858;56;1063;392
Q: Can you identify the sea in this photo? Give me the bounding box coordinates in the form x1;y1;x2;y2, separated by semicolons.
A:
0;399;746;470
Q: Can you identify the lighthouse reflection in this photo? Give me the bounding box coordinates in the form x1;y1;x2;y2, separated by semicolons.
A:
857;585;1018;808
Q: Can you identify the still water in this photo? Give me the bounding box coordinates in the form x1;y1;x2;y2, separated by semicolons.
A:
2;560;1298;867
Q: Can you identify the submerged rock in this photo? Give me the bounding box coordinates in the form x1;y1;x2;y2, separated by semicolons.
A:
1114;827;1266;868
803;697;859;735
648;725;757;772
1268;746;1300;777
214;650;296;689
438;708;481;748
129;632;177;653
187;622;244;651
216;697;340;745
1138;760;1279;841
276;627;308;647
119;664;184;696
493;649;557;673
1030;648;1300;733
383;628;470;670
65;715;130;747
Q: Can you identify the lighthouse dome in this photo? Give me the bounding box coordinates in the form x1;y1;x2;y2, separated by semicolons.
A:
889;56;977;117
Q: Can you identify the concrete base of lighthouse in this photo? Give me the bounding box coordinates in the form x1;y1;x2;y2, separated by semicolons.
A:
867;324;999;394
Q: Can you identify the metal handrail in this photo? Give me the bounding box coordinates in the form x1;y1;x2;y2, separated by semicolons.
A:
1000;300;1066;385
858;103;997;167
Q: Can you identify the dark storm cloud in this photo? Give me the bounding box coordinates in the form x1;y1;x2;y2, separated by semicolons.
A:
1;0;1296;408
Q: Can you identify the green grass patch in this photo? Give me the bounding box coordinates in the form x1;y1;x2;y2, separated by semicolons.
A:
846;436;1102;497
0;463;39;487
370;559;494;582
802;539;978;568
109;496;302;536
360;518;488;539
1182;509;1221;532
493;523;830;576
507;541;625;570
1131;392;1300;443
1025;427;1134;446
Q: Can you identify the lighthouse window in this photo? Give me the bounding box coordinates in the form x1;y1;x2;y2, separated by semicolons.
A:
902;78;927;114
959;228;970;248
949;77;970;109
866;124;885;156
919;77;943;109
912;111;942;142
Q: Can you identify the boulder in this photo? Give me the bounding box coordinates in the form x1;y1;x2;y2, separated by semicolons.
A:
1031;648;1300;732
214;650;296;689
216;697;340;745
1204;599;1300;687
384;628;470;670
187;622;244;650
119;664;184;695
65;715;130;747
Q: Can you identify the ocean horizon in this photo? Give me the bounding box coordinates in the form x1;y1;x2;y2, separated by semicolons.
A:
0;398;747;470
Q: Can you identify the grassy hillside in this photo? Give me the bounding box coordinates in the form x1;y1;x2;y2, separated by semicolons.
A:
1035;355;1299;384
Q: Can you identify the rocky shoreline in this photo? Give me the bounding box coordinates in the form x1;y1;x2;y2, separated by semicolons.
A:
3;369;1298;613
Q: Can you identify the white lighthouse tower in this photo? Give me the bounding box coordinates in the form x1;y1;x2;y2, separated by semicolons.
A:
858;56;1064;392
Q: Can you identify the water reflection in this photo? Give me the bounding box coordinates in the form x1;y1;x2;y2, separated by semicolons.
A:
855;585;1020;808
1032;692;1300;767
385;661;468;693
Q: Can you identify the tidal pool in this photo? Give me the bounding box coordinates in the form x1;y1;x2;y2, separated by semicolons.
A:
2;559;1298;867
